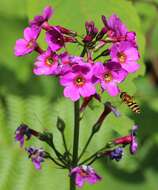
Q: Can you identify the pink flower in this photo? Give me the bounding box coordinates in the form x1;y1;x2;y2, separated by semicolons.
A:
110;41;140;73
46;26;65;51
30;6;53;30
102;14;127;41
46;26;76;52
93;62;127;96
113;125;139;154
102;14;137;45
25;147;46;170
14;27;39;56
60;62;96;101
126;32;137;46
15;124;31;147
33;48;59;75
70;165;101;188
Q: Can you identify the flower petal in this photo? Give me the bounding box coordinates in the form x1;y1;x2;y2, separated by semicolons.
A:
103;82;120;96
64;85;80;101
79;83;96;97
122;61;140;73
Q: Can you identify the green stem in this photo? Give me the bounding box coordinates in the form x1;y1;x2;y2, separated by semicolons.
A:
70;101;80;190
48;139;69;166
48;155;66;168
61;132;71;161
78;133;94;161
79;147;105;165
69;47;86;190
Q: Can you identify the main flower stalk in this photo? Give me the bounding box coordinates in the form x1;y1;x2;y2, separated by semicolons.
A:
70;100;80;190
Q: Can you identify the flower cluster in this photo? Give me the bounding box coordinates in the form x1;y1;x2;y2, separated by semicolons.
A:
14;6;141;189
14;6;140;101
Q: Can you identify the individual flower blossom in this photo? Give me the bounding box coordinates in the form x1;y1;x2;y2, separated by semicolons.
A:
29;6;53;30
102;14;137;45
126;32;137;46
113;125;139;154
33;48;59;75
25;147;47;170
15;124;32;147
105;147;124;161
14;27;39;56
46;26;76;52
60;62;96;101
93;62;128;96
104;101;121;117
57;52;73;75
46;26;65;51
70;165;101;188
58;53;85;75
102;14;127;41
130;125;139;154
110;41;140;73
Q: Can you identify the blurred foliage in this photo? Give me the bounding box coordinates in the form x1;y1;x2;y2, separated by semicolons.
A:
0;0;158;190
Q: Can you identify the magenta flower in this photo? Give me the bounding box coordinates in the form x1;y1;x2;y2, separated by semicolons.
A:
93;62;127;96
113;125;139;154
102;14;127;41
130;136;138;154
70;165;101;188
30;6;53;30
110;41;140;73
33;48;59;75
130;125;139;154
26;147;46;170
102;14;137;45
15;124;32;147
126;32;137;46
46;26;65;51
14;27;39;56
60;62;96;101
57;52;73;75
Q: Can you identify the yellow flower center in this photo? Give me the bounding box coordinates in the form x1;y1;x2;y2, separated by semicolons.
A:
104;73;112;82
74;76;85;87
45;57;54;66
117;52;127;64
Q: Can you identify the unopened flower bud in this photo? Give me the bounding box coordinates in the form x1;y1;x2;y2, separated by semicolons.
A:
57;25;77;37
104;101;121;117
57;117;65;132
39;132;53;146
96;27;107;41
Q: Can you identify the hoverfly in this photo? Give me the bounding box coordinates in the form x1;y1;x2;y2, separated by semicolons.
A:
120;92;141;114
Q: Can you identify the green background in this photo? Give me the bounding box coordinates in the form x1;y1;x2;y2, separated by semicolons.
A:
0;0;158;190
